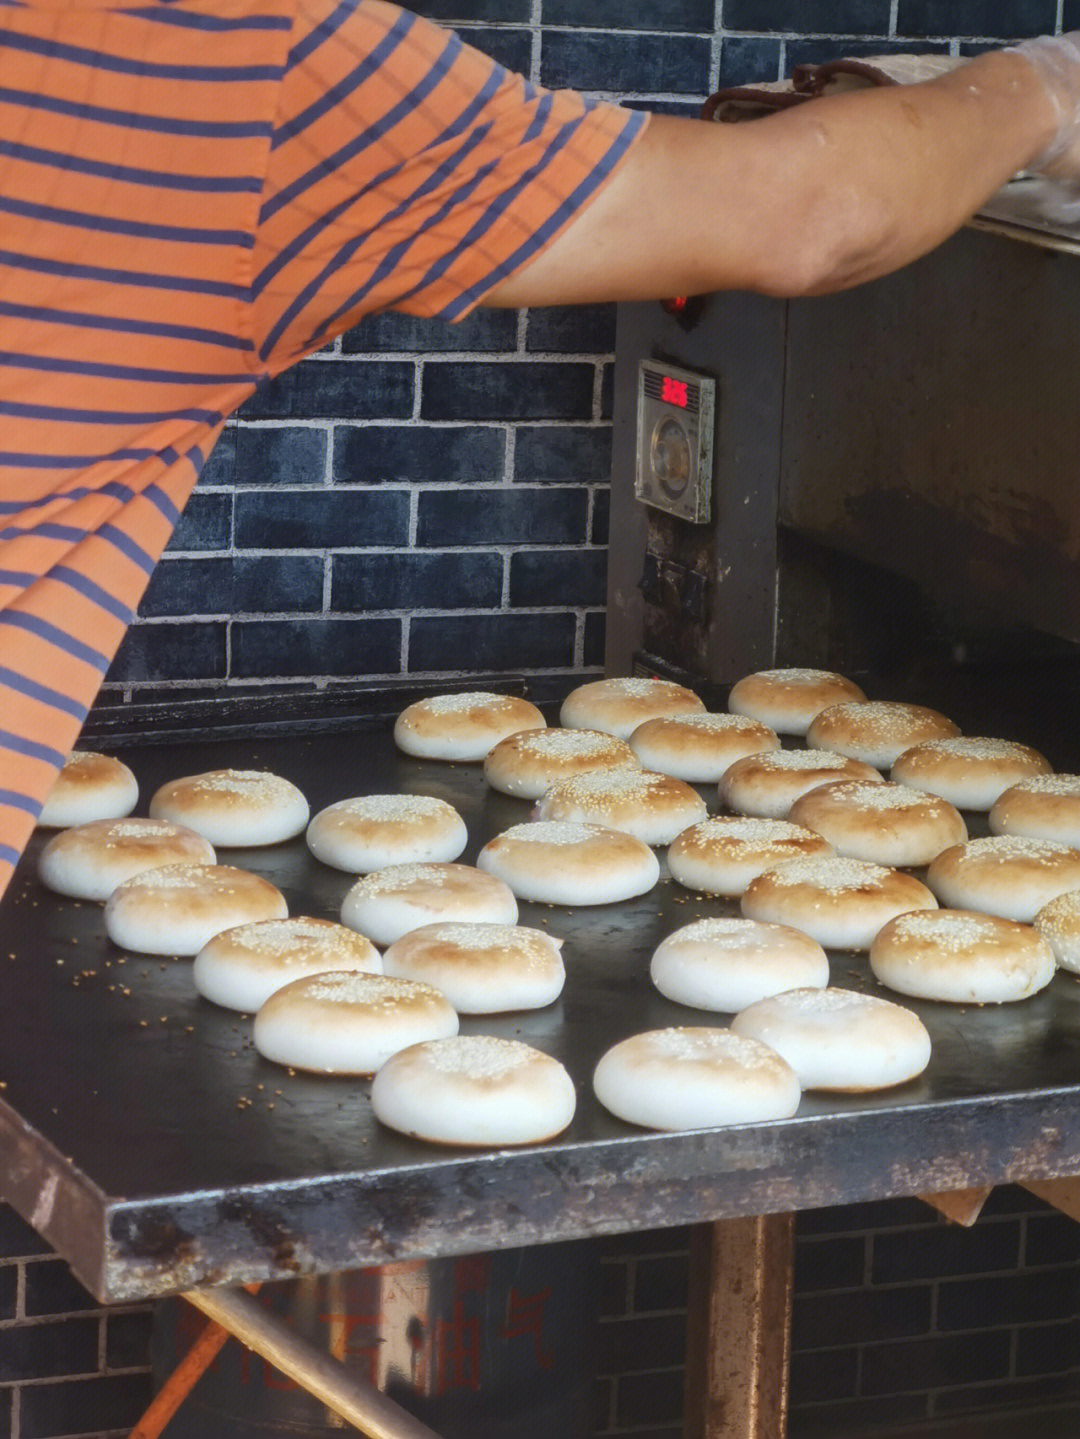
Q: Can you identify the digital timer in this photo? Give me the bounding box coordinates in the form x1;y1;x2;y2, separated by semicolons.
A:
660;376;689;408
634;359;715;525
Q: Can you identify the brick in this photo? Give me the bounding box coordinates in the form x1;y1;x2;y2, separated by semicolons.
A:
600;362;613;420
719;35;783;84
726;0;890;31
231;618;401;680
1015;1317;1079;1378
198;422;235;486
790;1345;859;1404
234;488;410;550
333;424;505;485
105;1309;154;1371
106;622;227;684
332;552;502;612
633;1255;689;1313
540;31;711;94
421;361;594;421
412;0;530;20
139;556;324;618
20;1373;154;1439
0;1206;52;1258
796;1198;938;1236
597;1227;693;1258
897;0;1054;36
938;1268;1080;1331
341;307;516;355
1025;1212;1080;1266
598;1313;686;1375
166;491;230;553
871;1219;1021;1283
416;487;589;547
409;613;576;671
238;361;413;421
792;1284;932;1353
785;36;949;69
593;1374;615;1431
526;305;616;355
230;425;328;487
584;610;606;667
543;0;715;29
794;1235;866;1293
514;426;611;483
462;27;533;73
0;1266;15;1321
788;1393;930;1436
1066;0;1080;27
597;1259;629;1318
0;1316;99;1382
861;1330;1012;1396
591;487;610;546
24;1260;99;1317
931;1371;1080;1416
509;549;607;607
615;1367;685;1428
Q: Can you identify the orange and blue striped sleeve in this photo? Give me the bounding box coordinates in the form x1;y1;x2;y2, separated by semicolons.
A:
0;0;647;898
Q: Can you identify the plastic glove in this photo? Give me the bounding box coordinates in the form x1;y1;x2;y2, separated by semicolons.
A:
1007;32;1080;188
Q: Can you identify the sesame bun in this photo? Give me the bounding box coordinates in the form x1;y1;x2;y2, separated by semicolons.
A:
559;677;705;740
253;973;458;1075
533;769;707;847
382;922;565;1014
990;775;1080;848
38;818;216;901
193;918;382;1014
667;817;834;897
149;769;309;847
340;862;518;948
104;863;288;955
1034;890;1080;974
650;918;829;1012
719;750;885;820
484;728;640;800
742;857;937;951
372;1036;576;1146
38;751;139;829
788;781;967;868
890;738;1052;812
393;692;545;761
926;836;1080;923
306;794;467;873
627;712;780;784
870;910;1055;1004
477;821;659;905
592;1028;800;1131
807;701;960;771
728;668;867;735
731;989;931;1092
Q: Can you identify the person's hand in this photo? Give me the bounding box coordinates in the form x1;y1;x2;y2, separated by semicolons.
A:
1008;33;1080;189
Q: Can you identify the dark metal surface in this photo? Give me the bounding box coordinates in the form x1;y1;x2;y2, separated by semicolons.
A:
4;720;1080;1304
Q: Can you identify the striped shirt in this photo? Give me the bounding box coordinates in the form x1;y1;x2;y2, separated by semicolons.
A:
0;0;647;896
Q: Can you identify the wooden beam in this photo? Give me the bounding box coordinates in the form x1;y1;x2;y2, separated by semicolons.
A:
1021;1177;1080;1222
917;1187;994;1227
683;1213;794;1439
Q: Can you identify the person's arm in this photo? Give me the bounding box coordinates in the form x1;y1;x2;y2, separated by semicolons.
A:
483;46;1069;306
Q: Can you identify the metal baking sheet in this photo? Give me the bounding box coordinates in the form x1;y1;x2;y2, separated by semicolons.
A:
3;722;1080;1304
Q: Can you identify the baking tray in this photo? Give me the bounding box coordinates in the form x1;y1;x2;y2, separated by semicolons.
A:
3;719;1080;1304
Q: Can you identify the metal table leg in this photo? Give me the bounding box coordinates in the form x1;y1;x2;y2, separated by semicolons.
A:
683;1213;795;1439
169;1286;445;1439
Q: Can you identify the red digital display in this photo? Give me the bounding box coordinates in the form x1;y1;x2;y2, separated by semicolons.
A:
660;376;689;408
